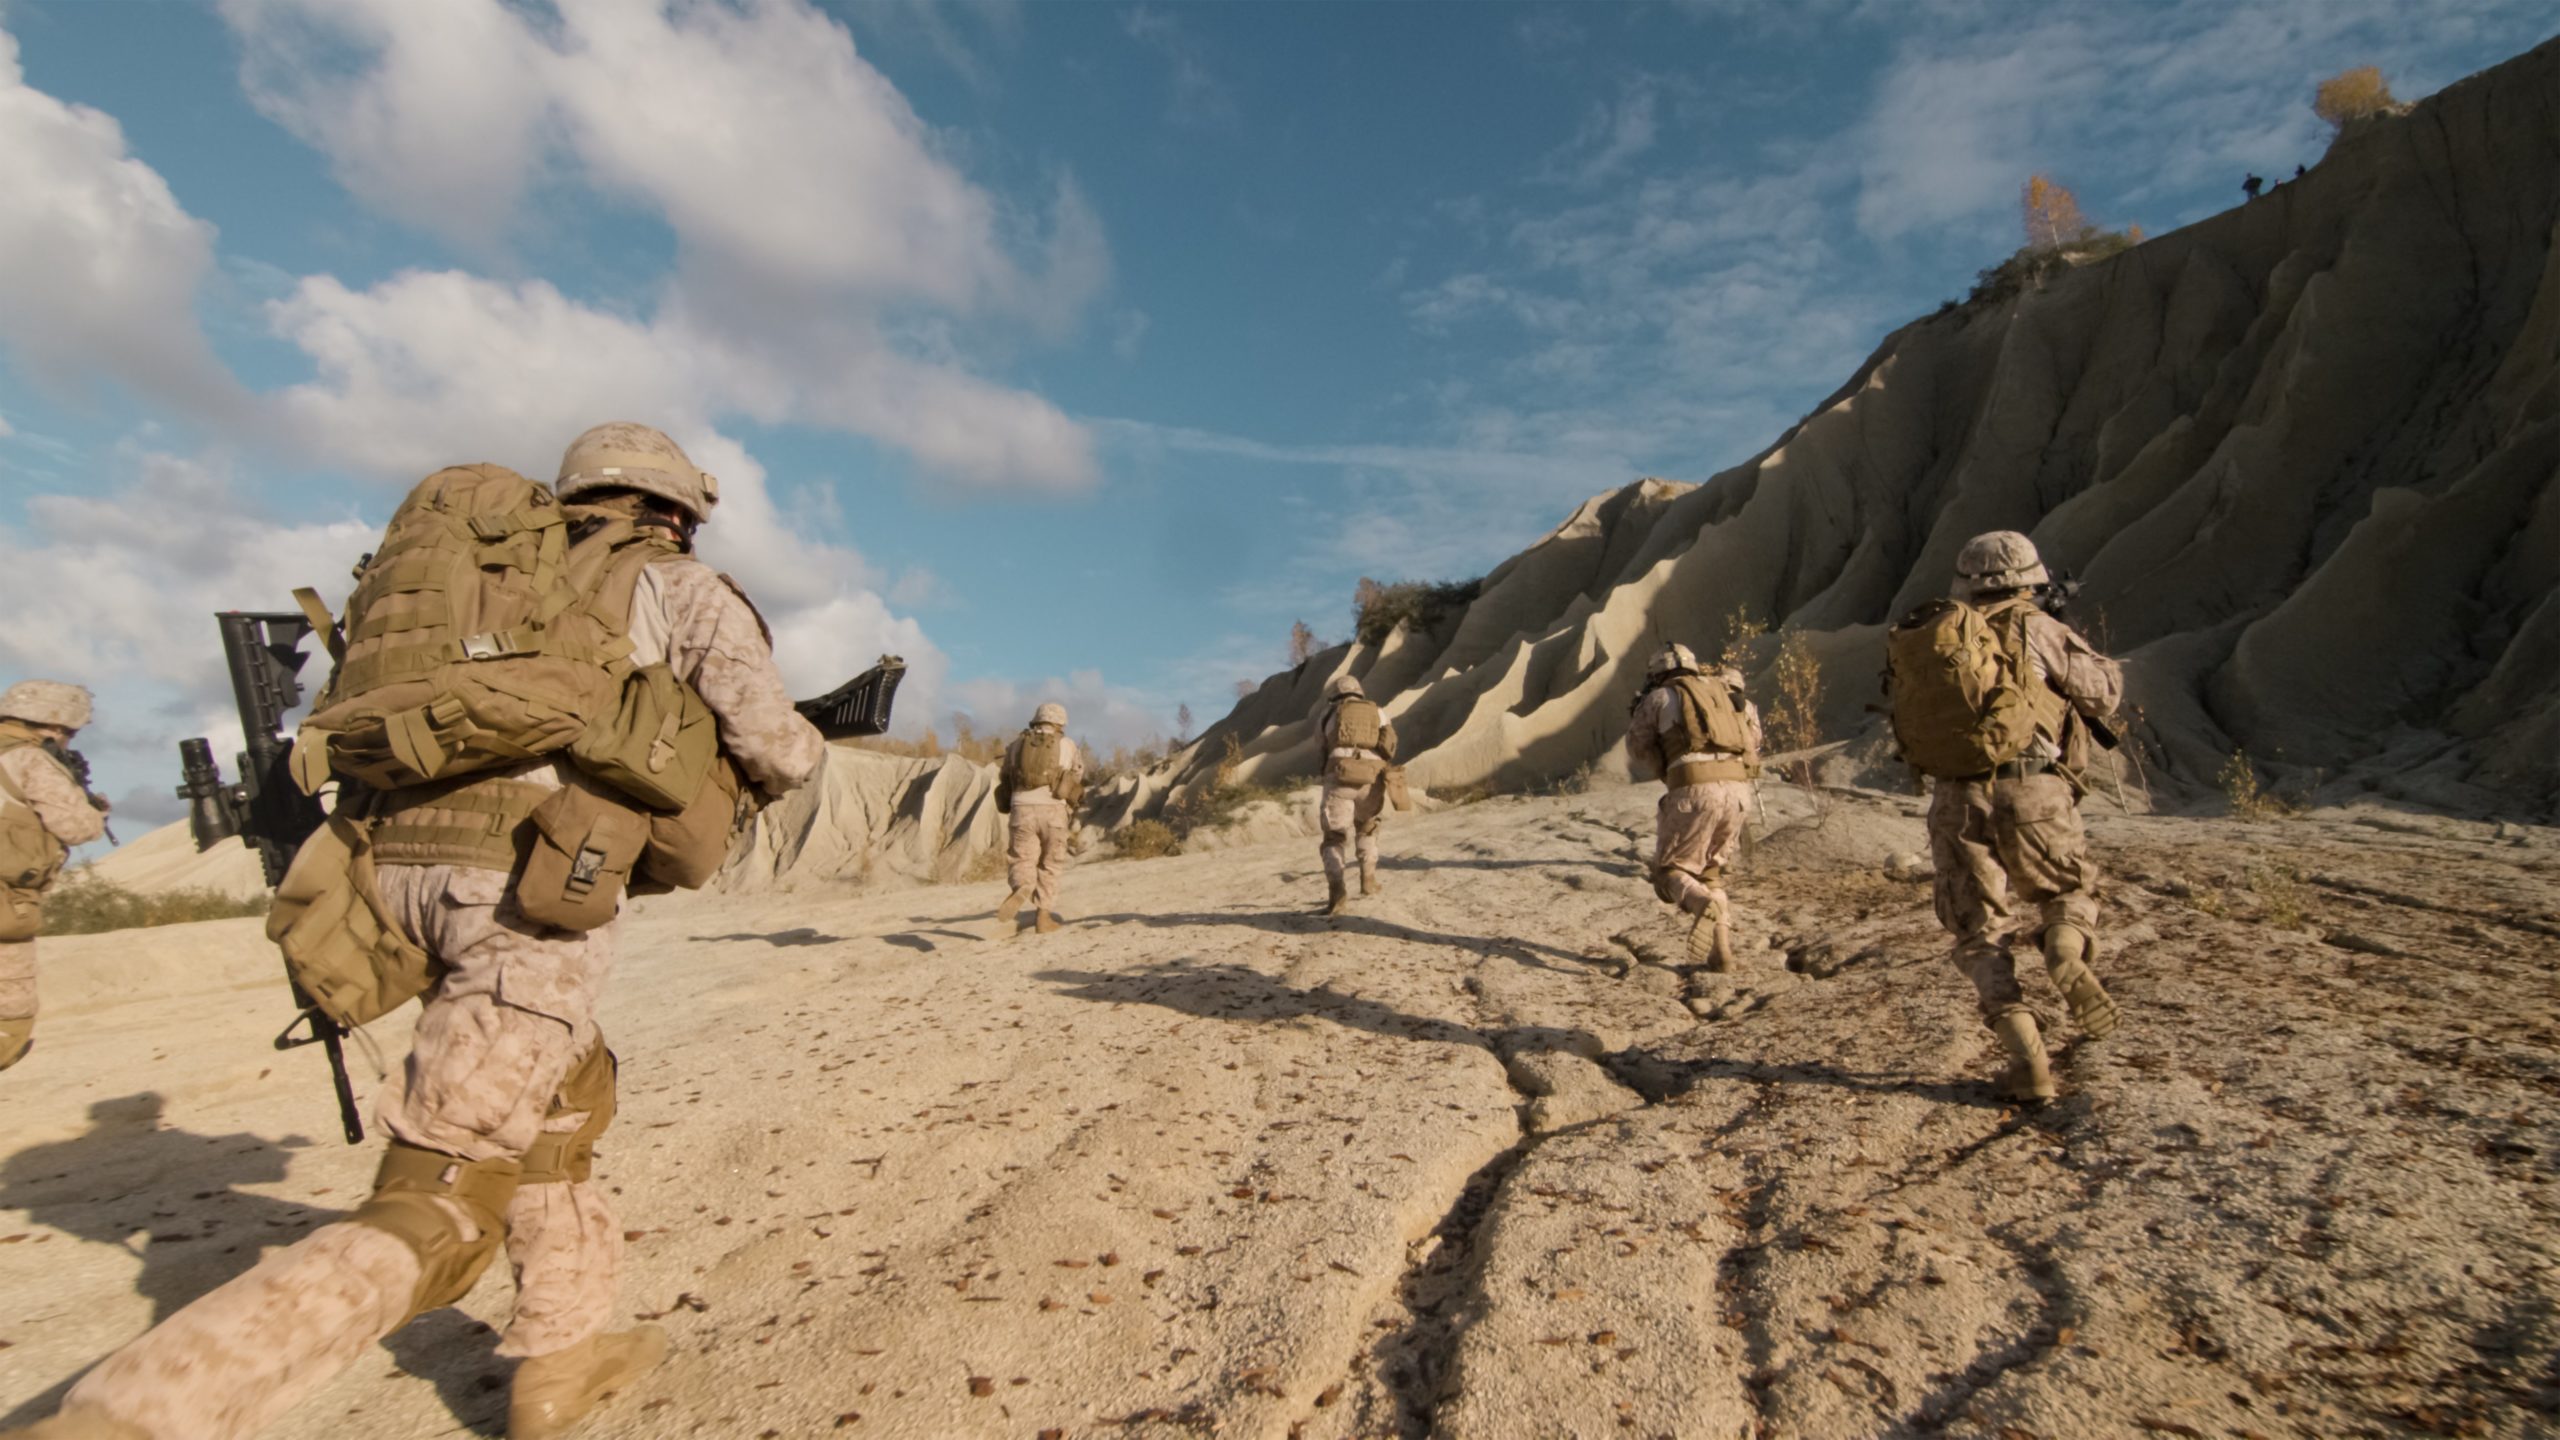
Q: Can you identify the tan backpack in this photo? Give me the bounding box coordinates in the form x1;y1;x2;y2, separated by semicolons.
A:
1885;599;2067;779
1332;697;1384;750
293;466;715;812
0;734;71;940
1667;674;1756;759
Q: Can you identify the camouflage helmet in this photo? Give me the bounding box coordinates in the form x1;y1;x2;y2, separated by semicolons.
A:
0;679;92;730
1032;702;1068;729
1325;674;1366;700
1952;530;2050;598
555;422;719;520
1647;642;1701;679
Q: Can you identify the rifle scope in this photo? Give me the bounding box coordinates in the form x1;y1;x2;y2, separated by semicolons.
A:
176;736;243;852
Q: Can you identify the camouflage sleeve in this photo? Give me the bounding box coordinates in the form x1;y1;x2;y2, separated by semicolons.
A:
0;747;105;846
1741;698;1765;756
1062;736;1085;779
647;559;826;796
1316;707;1338;751
1379;720;1399;763
1624;689;1667;778
2025;613;2123;720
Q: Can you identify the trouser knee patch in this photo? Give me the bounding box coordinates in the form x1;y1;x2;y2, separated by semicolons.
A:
352;1143;521;1318
523;1044;619;1187
1650;866;1687;905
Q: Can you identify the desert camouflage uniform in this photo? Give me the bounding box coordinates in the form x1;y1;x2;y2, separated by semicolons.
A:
1317;703;1397;892
1925;597;2123;1018
1003;733;1083;912
0;731;108;1065
1623;683;1762;925
57;555;824;1440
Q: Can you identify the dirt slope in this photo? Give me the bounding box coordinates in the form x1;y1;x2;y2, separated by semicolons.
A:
1115;36;2560;826
5;783;2552;1438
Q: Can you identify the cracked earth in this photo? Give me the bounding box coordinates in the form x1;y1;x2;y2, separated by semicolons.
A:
4;783;2556;1438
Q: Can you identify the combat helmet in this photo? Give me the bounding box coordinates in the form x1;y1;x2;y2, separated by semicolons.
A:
1032;703;1068;729
0;680;92;731
1325;675;1366;700
1646;643;1701;681
556;422;719;521
1952;531;2049;599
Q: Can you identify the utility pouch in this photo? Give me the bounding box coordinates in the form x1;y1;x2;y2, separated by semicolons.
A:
1332;752;1387;787
635;757;744;894
518;786;650;931
0;886;38;942
569;663;718;813
1384;764;1413;812
267;813;439;1029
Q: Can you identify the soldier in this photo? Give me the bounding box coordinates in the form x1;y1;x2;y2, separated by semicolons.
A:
1624;646;1762;970
0;680;111;1070
15;424;825;1440
994;702;1084;935
1892;531;2125;1104
1315;674;1396;916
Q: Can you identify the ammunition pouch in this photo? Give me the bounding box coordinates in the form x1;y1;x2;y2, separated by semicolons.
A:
1667;756;1759;787
569;663;719;813
521;1041;618;1186
0;750;68;916
518;786;650;932
0;887;37;943
1384;764;1412;812
267;813;441;1030
351;1142;519;1320
1329;749;1387;787
633;756;745;895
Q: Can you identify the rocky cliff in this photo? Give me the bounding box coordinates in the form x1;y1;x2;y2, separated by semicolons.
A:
1113;36;2560;824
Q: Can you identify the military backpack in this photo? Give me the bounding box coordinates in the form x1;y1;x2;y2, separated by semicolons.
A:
1331;697;1384;750
1884;598;2067;779
0;731;71;941
1665;674;1756;760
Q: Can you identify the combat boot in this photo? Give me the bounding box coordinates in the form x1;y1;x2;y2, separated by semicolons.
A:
1324;875;1348;916
994;887;1030;923
5;1407;151;1439
1989;1009;2057;1104
509;1324;667;1440
1035;909;1060;935
1360;857;1381;898
0;1016;31;1071
1684;909;1721;969
2040;924;2120;1039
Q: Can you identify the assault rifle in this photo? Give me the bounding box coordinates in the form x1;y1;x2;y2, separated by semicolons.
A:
174;613;359;1143
39;739;116;844
2037;569;2084;623
794;655;907;739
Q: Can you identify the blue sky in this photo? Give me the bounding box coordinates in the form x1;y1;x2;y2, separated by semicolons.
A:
1;0;2551;837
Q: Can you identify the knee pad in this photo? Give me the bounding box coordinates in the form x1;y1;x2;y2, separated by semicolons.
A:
522;1043;619;1187
0;1015;31;1071
351;1143;520;1320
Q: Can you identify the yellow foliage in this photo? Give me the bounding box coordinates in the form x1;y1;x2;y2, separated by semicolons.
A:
2021;173;2089;251
1766;629;1825;784
2313;66;2396;133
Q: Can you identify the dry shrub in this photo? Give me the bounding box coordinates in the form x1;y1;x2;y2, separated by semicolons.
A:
1716;605;1768;668
43;873;268;936
2218;750;2295;822
1353;576;1483;647
2313;66;2396;133
2246;861;2309;930
2021;174;2092;251
1117;819;1180;860
1766;629;1825;784
1289;620;1319;665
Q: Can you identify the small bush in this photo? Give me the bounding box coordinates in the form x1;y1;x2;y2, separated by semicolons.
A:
2218;750;2295;822
1353;576;1483;647
1765;629;1825;784
2247;861;2308;930
2313;66;2396;134
1716;605;1768;668
1117;819;1180;860
42;874;269;936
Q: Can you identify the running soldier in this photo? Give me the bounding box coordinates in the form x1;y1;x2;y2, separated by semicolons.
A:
1624;646;1762;970
15;424;825;1440
1888;530;2126;1103
1315;674;1396;915
995;702;1084;934
0;681;111;1070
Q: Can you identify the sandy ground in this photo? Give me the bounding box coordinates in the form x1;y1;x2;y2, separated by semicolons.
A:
3;783;2555;1439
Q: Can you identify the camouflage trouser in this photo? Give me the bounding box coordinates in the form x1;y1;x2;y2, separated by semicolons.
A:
1007;801;1073;910
1319;779;1386;885
63;865;625;1440
0;936;32;1019
1652;780;1752;918
1927;772;2100;1019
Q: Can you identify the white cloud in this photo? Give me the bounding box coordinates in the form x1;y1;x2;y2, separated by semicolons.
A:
0;28;243;414
1121;6;1235;128
948;668;1175;752
1537;80;1660;188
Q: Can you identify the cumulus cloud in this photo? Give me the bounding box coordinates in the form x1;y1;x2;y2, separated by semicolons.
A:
0;28;243;414
947;668;1176;753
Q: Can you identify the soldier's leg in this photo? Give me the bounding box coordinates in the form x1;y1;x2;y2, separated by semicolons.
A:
1928;780;2025;1017
1649;788;1724;964
0;938;33;1069
1033;808;1068;933
1319;786;1355;913
998;816;1037;921
1995;776;2117;1038
1354;783;1385;896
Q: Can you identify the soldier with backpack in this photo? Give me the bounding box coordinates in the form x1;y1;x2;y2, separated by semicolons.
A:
18;424;825;1440
994;702;1084;934
1316;674;1398;915
0;681;111;1071
1624;645;1762;970
1886;531;2125;1104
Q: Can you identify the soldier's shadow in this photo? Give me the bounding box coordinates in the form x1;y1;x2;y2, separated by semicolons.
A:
0;1093;343;1427
1076;909;1596;973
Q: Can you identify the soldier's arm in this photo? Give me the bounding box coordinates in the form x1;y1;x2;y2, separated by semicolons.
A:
0;748;105;847
652;562;826;797
1378;720;1399;762
1623;690;1666;779
2025;614;2123;720
1741;698;1765;756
